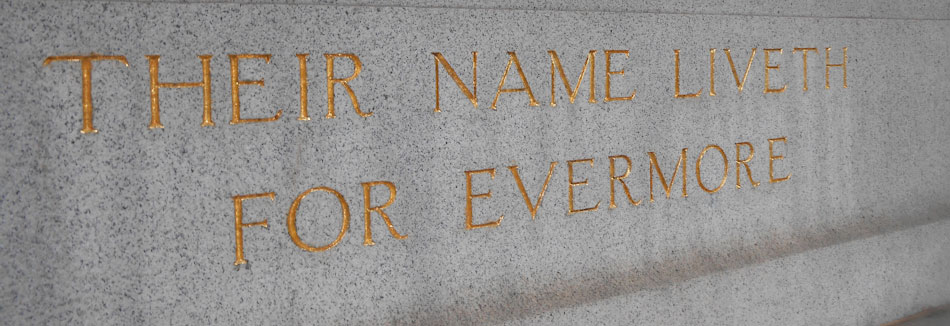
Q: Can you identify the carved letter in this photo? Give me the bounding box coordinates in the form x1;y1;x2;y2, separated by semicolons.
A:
723;48;756;93
286;187;351;252
492;52;540;109
763;48;787;94
709;48;717;96
648;149;688;202
146;55;213;128
735;142;760;189
465;169;504;229
508;162;557;220
325;53;369;118
361;181;407;246
673;49;702;98
792;48;818;91
567;158;601;214
608;155;641;208
604;50;636;102
696;145;728;193
42;54;130;133
229;54;283;124
296;54;311;120
432;52;478;112
825;47;848;89
768;137;792;183
548;50;597;106
232;192;274;266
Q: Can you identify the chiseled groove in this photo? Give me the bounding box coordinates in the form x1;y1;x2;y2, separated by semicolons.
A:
64;0;950;22
881;304;950;326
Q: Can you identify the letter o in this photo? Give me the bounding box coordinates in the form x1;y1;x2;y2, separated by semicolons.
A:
287;186;350;252
696;145;729;193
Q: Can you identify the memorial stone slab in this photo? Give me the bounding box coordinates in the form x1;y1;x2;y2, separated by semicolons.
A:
1;0;949;324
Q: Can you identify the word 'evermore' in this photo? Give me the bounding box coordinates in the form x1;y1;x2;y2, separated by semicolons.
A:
230;137;790;265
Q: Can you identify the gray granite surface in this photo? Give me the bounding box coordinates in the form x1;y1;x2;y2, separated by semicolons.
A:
1;0;949;324
75;0;950;20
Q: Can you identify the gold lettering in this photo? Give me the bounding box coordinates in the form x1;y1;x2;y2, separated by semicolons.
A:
768;137;792;183
361;181;407;246
604;50;636;102
673;49;701;98
792;48;818;91
508;162;557;220
695;145;728;193
492;52;540;109
825;47;848;89
296;54;311;120
723;48;756;93
232;192;274;266
548;50;597;106
567;158;600;214
146;55;213;128
465;169;504;229
648;149;688;202
325;53;369;118
709;48;717;96
432;52;478;112
229;54;283;124
608;155;641;209
763;48;787;94
735;142;760;189
42;54;130;134
287;186;351;252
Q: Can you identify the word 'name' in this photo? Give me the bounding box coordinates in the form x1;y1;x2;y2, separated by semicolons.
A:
231;137;790;265
42;47;848;133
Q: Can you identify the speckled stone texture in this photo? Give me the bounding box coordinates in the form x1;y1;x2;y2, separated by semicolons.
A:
71;0;950;20
1;0;949;325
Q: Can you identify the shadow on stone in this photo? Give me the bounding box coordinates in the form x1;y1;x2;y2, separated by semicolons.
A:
391;204;950;324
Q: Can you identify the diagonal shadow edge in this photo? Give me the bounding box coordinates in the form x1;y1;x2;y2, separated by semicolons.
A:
390;204;950;325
